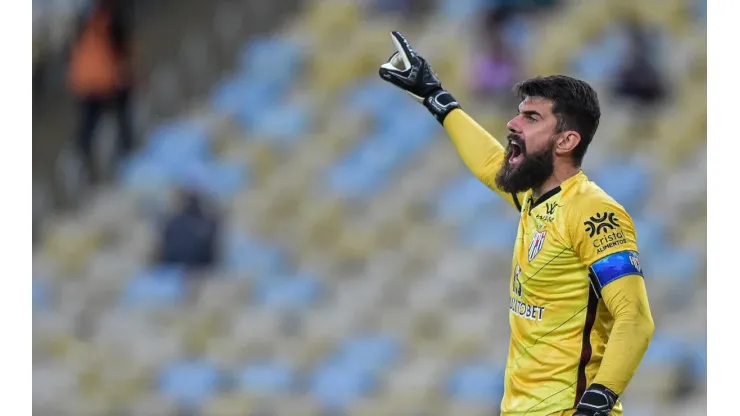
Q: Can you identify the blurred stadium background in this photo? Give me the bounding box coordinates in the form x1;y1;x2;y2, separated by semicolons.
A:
32;0;707;415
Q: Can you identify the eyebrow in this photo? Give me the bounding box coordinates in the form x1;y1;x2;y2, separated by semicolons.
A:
518;110;543;119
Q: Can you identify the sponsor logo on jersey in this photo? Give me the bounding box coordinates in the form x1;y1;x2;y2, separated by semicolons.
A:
535;202;561;222
592;230;628;253
584;212;620;237
509;264;545;321
528;228;547;262
512;264;522;297
509;297;546;321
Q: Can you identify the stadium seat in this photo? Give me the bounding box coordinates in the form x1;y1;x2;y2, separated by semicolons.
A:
252;273;323;310
439;0;488;20
239;36;303;87
333;334;402;373
210;73;284;120
157;358;221;409
689;339;707;379
235;361;296;395
343;78;404;121
433;175;501;223
33;279;50;310
459;216;519;251
251;103;313;146
570;25;628;85
309;363;377;409
221;232;289;278
591;158;651;213
119;266;186;308
446;363;505;405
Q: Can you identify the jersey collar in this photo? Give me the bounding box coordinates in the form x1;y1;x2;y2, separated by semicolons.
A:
529;170;586;211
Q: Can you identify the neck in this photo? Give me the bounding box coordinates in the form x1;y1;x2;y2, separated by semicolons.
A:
532;164;580;200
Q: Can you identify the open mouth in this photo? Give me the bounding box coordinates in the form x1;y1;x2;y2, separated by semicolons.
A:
508;141;524;166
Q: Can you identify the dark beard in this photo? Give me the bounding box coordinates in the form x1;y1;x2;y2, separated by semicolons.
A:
495;135;555;194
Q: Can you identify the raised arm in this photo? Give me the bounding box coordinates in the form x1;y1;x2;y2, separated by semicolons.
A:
378;31;524;211
443;109;526;211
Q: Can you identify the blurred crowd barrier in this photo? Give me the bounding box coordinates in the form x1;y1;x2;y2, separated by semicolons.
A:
33;0;707;415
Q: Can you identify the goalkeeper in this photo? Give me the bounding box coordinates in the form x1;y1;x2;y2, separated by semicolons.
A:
379;32;655;416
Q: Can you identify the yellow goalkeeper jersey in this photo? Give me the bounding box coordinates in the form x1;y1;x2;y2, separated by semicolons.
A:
502;172;631;415
442;109;653;416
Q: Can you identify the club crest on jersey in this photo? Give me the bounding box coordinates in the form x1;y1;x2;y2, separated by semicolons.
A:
528;228;547;262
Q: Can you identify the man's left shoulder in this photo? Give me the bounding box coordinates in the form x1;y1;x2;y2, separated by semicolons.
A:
564;179;630;219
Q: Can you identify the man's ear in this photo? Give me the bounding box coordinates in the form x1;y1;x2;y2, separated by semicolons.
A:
556;131;581;156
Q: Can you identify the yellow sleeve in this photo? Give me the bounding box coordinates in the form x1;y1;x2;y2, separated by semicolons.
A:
595;275;654;394
568;194;655;394
442;109;526;211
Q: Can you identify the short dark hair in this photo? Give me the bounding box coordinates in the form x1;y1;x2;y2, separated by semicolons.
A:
513;75;601;166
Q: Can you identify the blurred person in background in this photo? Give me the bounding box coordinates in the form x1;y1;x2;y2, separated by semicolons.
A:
612;18;666;110
157;188;221;273
472;8;520;103
67;0;135;183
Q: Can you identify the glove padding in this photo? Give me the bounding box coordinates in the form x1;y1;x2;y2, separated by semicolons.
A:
574;384;619;416
378;31;460;124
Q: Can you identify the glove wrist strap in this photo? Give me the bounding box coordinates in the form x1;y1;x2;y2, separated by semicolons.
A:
423;89;460;125
576;383;619;415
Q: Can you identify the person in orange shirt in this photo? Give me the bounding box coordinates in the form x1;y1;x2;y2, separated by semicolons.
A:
67;0;134;182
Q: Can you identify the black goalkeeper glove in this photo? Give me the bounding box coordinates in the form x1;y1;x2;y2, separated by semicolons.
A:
574;384;619;416
378;31;460;124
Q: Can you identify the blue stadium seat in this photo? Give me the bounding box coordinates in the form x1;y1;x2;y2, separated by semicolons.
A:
236;361;295;395
689;339;707;379
120;266;186;307
591;159;651;214
434;175;501;223
633;217;669;259
119;120;213;194
651;247;700;284
119;154;176;194
694;0;707;21
309;364;376;409
446;363;505;405
158;359;221;409
440;0;488;20
239;36;303;86
571;26;628;84
332;334;401;373
326;134;407;197
344;78;404;120
144;121;210;164
251;103;313;145
641;333;686;368
33;279;49;311
174;160;248;203
222;233;289;279
376;104;438;153
459;216;519;251
502;14;534;50
210;74;283;121
253;273;323;309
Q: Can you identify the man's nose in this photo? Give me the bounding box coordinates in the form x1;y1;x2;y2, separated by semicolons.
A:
506;117;520;134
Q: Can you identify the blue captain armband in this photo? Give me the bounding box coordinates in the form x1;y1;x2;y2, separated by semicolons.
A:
588;250;643;295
